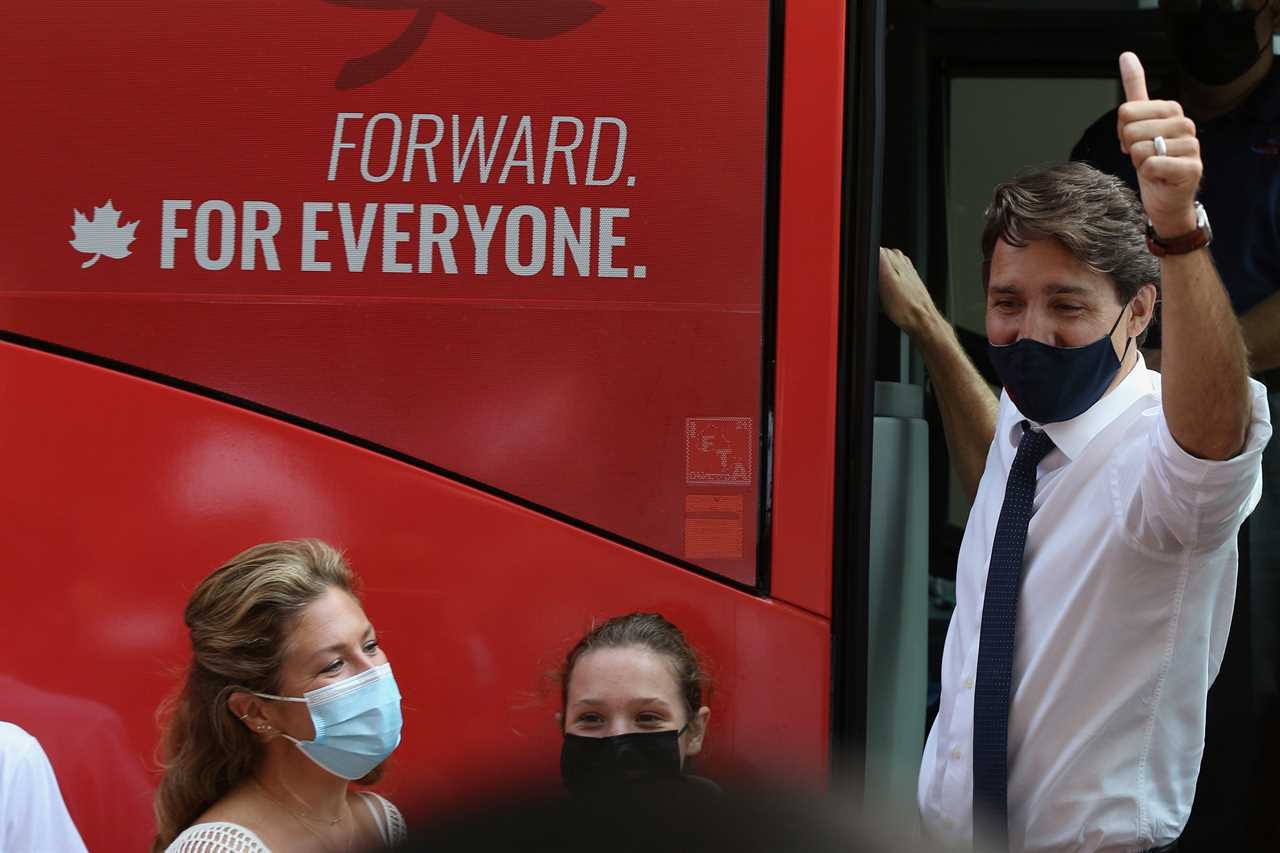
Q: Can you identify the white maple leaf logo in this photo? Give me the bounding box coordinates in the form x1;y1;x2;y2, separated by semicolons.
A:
69;200;139;268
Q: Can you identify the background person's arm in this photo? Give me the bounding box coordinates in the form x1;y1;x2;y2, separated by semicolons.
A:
1117;52;1251;460
878;247;998;500
1148;273;1280;378
1240;290;1280;374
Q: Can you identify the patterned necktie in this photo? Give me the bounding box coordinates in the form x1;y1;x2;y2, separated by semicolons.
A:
973;421;1055;848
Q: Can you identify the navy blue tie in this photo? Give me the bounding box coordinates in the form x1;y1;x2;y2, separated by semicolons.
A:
973;422;1054;848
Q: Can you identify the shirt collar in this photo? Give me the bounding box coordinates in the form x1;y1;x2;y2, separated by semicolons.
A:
1006;355;1155;462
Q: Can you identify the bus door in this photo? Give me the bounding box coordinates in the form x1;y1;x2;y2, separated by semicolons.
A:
881;1;1271;848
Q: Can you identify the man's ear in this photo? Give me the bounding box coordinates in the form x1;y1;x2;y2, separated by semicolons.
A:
1128;283;1159;338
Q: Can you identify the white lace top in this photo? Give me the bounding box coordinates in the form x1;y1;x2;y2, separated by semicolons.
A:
165;791;406;852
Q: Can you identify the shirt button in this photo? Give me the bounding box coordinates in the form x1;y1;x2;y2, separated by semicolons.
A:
963;677;974;690
951;746;963;760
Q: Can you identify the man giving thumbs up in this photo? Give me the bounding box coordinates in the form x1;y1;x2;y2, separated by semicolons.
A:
888;53;1272;852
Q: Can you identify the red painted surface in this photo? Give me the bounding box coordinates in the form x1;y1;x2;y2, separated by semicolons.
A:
770;0;847;617
0;0;770;584
0;342;830;850
0;3;856;850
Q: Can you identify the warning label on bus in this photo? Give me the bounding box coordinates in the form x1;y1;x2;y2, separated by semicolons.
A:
685;418;753;487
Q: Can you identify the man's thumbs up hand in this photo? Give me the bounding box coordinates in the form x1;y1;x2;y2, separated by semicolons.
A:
1119;51;1149;106
1115;51;1201;237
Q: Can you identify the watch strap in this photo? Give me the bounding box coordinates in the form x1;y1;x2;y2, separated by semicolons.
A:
1146;202;1212;257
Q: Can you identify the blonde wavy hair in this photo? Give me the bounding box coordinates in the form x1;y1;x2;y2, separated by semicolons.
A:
151;539;357;851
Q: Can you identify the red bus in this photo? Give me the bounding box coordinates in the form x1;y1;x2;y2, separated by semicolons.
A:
1;2;899;850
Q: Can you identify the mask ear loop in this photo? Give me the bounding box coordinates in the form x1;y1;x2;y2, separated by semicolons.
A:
248;691;309;744
251;691;308;703
1248;11;1273;68
1109;303;1136;363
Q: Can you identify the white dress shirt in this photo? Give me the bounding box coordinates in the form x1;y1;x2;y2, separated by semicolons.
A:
918;360;1272;852
0;722;88;853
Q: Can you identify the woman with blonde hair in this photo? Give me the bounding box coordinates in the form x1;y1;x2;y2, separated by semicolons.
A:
153;539;407;852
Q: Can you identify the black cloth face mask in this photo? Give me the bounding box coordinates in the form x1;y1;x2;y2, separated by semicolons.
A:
560;727;685;796
1168;0;1272;87
987;306;1132;425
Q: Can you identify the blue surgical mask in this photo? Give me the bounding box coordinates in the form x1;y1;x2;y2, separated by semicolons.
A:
255;662;402;780
987;307;1132;425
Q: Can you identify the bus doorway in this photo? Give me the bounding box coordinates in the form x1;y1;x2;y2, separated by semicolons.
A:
878;1;1278;848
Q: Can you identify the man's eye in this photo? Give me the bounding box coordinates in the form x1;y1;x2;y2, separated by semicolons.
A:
636;712;664;724
576;713;603;725
363;640;380;654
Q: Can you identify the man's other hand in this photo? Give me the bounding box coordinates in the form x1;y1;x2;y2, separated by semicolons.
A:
879;247;940;337
1116;51;1203;237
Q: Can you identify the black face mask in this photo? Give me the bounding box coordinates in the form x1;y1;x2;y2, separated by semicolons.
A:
1168;0;1271;87
560;728;684;797
987;307;1132;425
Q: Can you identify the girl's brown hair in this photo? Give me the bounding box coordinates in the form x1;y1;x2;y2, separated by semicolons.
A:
558;612;707;723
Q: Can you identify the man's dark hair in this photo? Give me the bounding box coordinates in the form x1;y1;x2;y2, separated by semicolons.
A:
980;161;1161;308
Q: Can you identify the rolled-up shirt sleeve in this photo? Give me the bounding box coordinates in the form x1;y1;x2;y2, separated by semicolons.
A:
1122;378;1272;555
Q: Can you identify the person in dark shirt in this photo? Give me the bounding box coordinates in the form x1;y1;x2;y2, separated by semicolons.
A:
1072;2;1280;847
1073;0;1280;360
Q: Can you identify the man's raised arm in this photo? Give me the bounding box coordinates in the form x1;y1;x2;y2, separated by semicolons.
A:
878;247;998;500
1117;52;1251;460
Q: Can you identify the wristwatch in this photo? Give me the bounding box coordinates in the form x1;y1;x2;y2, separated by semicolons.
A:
1146;202;1212;257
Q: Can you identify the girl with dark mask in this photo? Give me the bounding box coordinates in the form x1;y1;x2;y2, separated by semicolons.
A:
556;612;717;798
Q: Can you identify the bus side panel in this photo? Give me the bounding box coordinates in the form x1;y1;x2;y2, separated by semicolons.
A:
770;0;848;618
0;0;774;587
0;342;828;851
